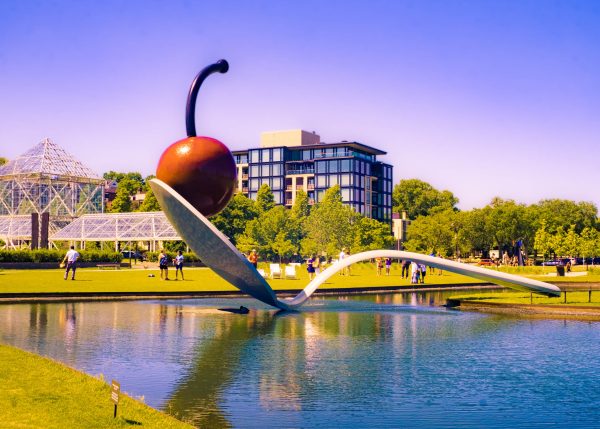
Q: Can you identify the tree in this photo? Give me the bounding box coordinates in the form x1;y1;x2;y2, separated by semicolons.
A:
404;210;454;256
485;198;534;255
0;157;7;166
352;216;394;253
534;220;554;259
531;199;598;234
560;225;581;257
109;183;132;213
392;179;458;219
137;186;161;212
211;193;258;244
237;205;299;260
255;184;275;214
580;227;600;265
302;185;357;257
291;189;310;220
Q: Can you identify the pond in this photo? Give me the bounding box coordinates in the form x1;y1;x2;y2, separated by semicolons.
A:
1;289;599;428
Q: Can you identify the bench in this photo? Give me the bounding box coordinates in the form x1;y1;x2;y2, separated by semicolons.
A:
97;263;121;270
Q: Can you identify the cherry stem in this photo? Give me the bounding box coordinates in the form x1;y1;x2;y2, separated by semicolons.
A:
186;59;229;137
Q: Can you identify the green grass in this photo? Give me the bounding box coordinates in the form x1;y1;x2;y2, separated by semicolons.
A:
0;344;192;428
451;264;600;283
449;290;600;306
1;262;598;296
0;263;483;294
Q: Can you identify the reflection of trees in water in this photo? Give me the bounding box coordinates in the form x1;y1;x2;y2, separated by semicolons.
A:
164;311;276;428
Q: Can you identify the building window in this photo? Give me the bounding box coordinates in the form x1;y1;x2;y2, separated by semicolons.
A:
341;188;351;202
261;149;271;162
272;177;281;190
316;162;327;174
250;165;259;177
272;163;281;176
273;148;282;162
341;159;351;172
303;150;312;161
329;160;338;173
250;150;260;163
329;175;338;186
317;175;327;188
250;178;259;191
340;174;351;186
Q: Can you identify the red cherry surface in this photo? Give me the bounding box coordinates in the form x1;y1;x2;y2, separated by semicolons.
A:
156;136;236;217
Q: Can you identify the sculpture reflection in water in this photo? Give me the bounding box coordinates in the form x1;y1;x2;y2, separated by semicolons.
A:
150;178;561;311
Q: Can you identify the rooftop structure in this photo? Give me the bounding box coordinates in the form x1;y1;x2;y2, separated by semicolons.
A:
232;130;393;223
50;211;180;251
0;138;104;218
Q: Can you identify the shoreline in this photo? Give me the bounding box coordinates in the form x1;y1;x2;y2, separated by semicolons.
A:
446;299;600;321
0;282;497;303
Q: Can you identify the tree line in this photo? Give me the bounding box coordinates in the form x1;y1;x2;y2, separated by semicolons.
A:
395;179;599;260
105;172;599;261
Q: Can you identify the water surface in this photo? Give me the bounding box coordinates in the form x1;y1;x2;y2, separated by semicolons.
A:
1;290;599;428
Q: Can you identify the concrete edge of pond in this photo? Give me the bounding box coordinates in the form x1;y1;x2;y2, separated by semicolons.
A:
0;283;500;304
447;299;600;321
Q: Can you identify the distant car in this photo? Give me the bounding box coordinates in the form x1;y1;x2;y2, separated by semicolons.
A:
477;259;496;266
121;251;145;261
541;258;570;267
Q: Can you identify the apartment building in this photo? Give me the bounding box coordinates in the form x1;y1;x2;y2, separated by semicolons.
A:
232;130;393;223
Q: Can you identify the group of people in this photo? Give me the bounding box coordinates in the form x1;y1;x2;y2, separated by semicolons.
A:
374;257;392;276
158;249;184;280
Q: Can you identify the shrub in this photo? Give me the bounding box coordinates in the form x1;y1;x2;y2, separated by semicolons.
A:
0;249;122;263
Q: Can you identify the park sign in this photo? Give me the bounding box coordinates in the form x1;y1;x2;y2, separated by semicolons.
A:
111;380;120;404
111;379;120;418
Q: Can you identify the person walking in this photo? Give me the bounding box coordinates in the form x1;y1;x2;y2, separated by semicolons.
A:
385;257;392;276
411;261;420;284
174;250;184;280
159;249;170;280
62;245;80;280
312;255;321;275
307;255;316;280
401;259;411;279
339;248;347;275
248;249;258;269
419;263;427;284
376;257;383;276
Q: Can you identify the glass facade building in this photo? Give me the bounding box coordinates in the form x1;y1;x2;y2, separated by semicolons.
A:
233;131;393;223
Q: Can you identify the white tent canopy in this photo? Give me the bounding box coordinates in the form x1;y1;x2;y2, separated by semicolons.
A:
50;211;181;250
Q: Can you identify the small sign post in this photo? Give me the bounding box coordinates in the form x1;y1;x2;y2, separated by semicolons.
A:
111;380;120;418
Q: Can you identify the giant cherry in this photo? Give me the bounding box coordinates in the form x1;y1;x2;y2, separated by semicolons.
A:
156;59;236;217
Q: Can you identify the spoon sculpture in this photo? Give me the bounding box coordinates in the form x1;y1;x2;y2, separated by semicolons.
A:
151;59;561;310
150;178;561;311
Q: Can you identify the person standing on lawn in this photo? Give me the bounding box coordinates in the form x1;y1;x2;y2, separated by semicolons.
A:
174;250;184;280
159;249;170;280
62;245;80;280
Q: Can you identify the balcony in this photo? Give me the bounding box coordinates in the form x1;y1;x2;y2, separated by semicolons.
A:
242;174;248;180
286;185;293;191
287;168;315;175
308;199;315;205
307;184;315;190
242;187;248;193
285;199;293;206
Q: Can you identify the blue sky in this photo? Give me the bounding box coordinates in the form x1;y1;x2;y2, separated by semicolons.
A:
1;0;598;210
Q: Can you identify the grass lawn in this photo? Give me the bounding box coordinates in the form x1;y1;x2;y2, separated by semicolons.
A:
449;290;600;306
0;262;484;294
0;262;598;295
0;344;192;429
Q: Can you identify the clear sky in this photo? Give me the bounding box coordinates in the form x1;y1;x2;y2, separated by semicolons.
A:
1;0;598;210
